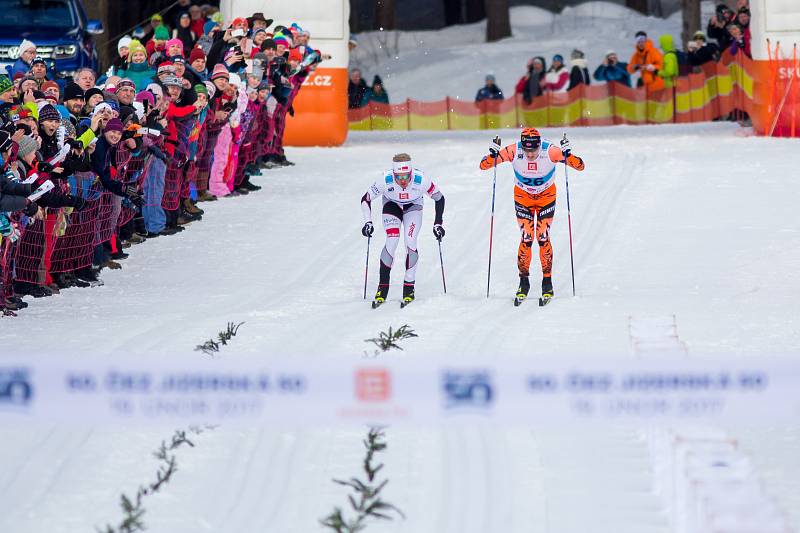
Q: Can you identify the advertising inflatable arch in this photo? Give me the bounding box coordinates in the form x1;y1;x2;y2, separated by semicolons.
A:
220;0;350;146
749;0;800;136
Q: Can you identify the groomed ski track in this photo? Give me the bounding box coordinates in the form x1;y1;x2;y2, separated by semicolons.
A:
1;123;799;532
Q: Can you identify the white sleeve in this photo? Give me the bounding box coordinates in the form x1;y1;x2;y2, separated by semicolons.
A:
361;178;385;223
423;175;442;200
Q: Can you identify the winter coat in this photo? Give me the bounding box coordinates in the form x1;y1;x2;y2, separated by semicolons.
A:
543;67;570;93
10;59;31;78
568;58;591;90
688;43;719;67
116;62;156;92
366;88;389;104
348;79;369;109
593;61;631;87
707;20;733;52
173;27;196;53
475;83;504;102
658;34;679;89
627;39;664;91
0;173;32;212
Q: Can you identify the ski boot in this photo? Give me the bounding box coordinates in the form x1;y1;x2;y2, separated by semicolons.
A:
371;286;388;309
514;276;530;307
539;277;553;307
400;283;415;308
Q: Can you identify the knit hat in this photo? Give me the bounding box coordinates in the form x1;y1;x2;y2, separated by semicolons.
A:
161;75;183;87
104;118;124;133
64;82;84;101
31;56;47;67
171;56;186;66
0;75;15;95
118;36;132;52
157;61;176;74
203;21;219;35
16;135;38;159
154;26;170;41
194;83;208;96
145;83;163;99
273;35;289;48
552;54;564;63
635;31;647;44
166;38;184;54
571;49;585;59
210;63;229;81
38;104;61;123
135;90;155;108
92;102;112;116
19;39;36;55
372;75;383;86
151;13;163;22
258;80;270;91
189;47;206;64
84;87;104;102
203;81;216;99
228;73;241;88
117;78;136;91
127;39;146;60
693;31;707;41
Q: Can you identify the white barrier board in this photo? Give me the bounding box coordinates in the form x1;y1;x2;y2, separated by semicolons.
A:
0;356;797;426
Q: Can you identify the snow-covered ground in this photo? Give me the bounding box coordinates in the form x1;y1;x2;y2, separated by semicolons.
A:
350;2;682;102
1;123;799;532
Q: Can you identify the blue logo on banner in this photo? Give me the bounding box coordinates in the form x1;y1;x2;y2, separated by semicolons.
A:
0;368;33;407
442;370;493;408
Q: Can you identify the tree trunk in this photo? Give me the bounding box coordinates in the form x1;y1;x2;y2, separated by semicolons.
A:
625;0;649;15
485;0;511;42
443;0;461;25
465;0;486;23
681;0;702;46
374;0;396;30
350;0;361;33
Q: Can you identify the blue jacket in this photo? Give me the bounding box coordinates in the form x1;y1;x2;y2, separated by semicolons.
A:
475;84;504;102
593;62;631;88
9;59;31;78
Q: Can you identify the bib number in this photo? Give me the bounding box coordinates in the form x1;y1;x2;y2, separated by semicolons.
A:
519;176;546;187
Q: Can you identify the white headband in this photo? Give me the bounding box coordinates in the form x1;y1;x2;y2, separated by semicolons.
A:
392;160;412;174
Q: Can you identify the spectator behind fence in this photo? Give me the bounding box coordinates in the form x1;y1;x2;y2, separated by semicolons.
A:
543;54;569;93
568;49;590;90
594;51;631;87
0;11;328;313
367;75;389;104
628;31;664;91
727;23;751;58
475;74;504;102
348;68;369;109
658;35;679;88
515;57;546;104
708;4;736;53
687;31;719;68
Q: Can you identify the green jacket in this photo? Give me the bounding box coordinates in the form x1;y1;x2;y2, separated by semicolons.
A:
658;34;679;88
116;61;156;93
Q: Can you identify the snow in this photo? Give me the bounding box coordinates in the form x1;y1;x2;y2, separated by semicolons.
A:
0;122;799;532
350;2;682;102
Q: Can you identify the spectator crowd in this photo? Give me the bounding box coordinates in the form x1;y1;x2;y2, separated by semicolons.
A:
0;5;328;315
496;1;751;102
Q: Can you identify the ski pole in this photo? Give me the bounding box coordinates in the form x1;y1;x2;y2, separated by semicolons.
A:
487;150;498;298
562;134;576;297
437;239;447;294
363;236;371;300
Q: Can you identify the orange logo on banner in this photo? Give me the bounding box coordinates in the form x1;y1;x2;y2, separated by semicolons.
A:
355;369;391;402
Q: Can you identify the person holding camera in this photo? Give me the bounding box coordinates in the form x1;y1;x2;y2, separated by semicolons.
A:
593;51;631;87
707;4;735;52
687;32;719;69
627;31;664;91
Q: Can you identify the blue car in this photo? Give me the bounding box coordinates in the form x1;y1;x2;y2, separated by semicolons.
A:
0;0;103;81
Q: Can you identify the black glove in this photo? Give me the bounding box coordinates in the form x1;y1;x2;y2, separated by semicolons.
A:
125;186;143;207
433;224;445;241
23;201;39;217
361;221;374;238
70;196;87;211
38;161;55;174
489;136;502;157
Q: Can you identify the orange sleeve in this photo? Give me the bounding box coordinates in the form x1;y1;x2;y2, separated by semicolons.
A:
627;51;640;74
547;144;585;171
479;144;517;170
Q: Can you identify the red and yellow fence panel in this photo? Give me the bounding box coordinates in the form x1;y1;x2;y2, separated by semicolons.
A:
347;56;772;132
